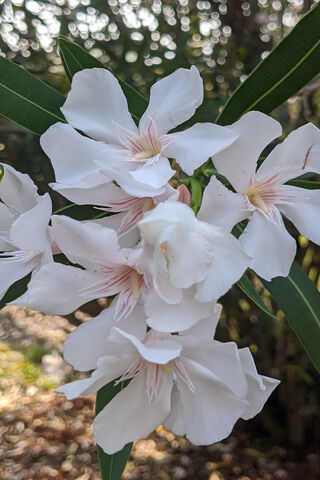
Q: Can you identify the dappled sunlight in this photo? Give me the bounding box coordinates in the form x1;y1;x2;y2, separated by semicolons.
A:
1;0;318;91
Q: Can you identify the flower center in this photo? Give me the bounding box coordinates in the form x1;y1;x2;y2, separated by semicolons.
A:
134;150;157;161
116;351;194;404
246;174;282;215
133;136;161;162
247;187;270;213
113;118;162;163
246;174;296;220
133;120;162;162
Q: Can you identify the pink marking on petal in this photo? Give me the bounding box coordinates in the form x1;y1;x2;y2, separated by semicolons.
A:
106;198;139;208
154;364;159;388
126;136;142;153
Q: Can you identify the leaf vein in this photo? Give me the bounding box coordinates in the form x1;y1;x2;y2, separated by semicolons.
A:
243;37;320;114
287;275;320;327
0;82;64;123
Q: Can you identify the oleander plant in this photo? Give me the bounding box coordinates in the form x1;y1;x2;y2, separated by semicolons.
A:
1;3;320;479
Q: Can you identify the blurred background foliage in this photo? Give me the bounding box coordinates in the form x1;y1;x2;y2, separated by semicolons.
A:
0;0;320;454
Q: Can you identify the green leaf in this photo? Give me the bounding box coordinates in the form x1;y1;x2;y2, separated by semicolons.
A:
237;275;277;320
286;179;320;189
262;262;320;373
0;56;65;135
0;275;30;310
96;381;132;480
58;36;148;121
216;3;320;125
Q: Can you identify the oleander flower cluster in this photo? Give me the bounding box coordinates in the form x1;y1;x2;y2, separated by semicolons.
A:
2;66;320;454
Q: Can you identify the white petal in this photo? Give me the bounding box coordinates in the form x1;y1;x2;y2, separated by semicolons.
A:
50;176;113;206
82;181;134;208
13;263;104;314
10;194;52;252
0;255;37;300
51;215;125;271
155;183;180;202
61;68;137;143
0;202;15;231
178;357;247;445
153;270;183;304
40;245;54;267
159;223;213;289
139;66;203;136
180;304;222;339
163;385;186;436
0;203;16;251
93;370;172;454
139;200;197;242
239;209;296;280
63;300;147;371
129;156;175;190
238;348;280;420
56;369;110;400
212;111;282;193
162;123;238;176
0;164;38;214
113;328;182;364
276;185;320;245
56;377;102;400
145;290;214;332
40;123;110;186
56;354;134;399
196;226;250;302
112;168;166;198
256;123;320;184
139;200;197;238
94;213;140;249
183;340;248;398
198;176;250;231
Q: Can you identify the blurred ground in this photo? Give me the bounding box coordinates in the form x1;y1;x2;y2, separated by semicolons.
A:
0;306;319;480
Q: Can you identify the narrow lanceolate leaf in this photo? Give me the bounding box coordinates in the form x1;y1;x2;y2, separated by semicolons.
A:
0;275;30;310
0;57;65;135
237;275;277;321
58;36;148;121
262;262;320;373
286;179;320;190
95;381;132;480
216;3;320;125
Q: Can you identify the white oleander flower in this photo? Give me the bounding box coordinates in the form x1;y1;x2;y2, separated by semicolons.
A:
13;215;149;318
199;111;320;280
57;311;279;454
41;67;238;200
138;200;250;331
0;164;52;299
